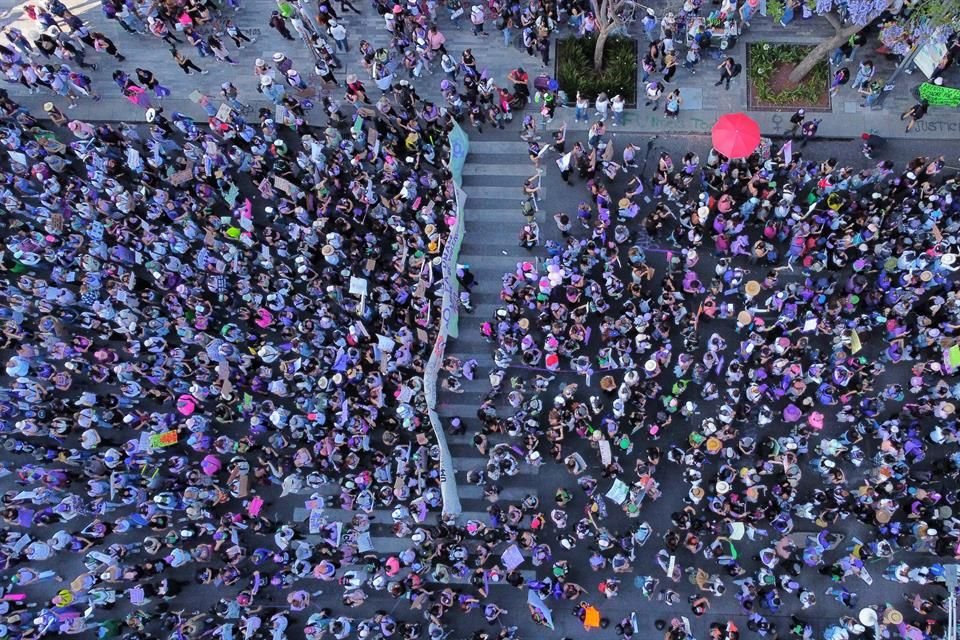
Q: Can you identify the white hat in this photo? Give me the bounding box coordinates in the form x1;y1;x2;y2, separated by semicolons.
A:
272;52;285;62
942;254;956;266
145;108;157;123
260;75;273;86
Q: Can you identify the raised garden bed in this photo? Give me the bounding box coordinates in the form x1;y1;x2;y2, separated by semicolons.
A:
556;36;638;106
747;41;831;112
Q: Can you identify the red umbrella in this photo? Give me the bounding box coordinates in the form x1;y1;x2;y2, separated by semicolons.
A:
712;112;761;159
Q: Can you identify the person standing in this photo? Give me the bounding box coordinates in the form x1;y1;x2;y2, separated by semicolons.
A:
328;20;348;52
574;91;589;122
714;56;740;90
471;4;487;36
611;94;625;126
91;32;125;61
664;88;681;118
786;108;805;138
537;35;550;66
662;50;678;82
641;9;657;41
225;20;255;49
269;10;296;41
135;68;170;98
799;117;821;147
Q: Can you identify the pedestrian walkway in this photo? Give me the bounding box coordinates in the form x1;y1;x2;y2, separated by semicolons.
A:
1;0;954;142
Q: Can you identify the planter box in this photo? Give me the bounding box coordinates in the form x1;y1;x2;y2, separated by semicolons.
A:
554;36;638;107
746;41;831;112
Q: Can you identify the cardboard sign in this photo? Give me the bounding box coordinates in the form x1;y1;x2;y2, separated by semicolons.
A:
273;176;296;195
949;345;960;368
599;439;612;466
605;478;629;505
349;277;368;296
850;330;862;354
215;103;233;123
170;168;193;186
149;430;178;448
501;544;524;570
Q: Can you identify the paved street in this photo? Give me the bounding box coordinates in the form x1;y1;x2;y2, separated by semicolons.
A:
0;0;957;137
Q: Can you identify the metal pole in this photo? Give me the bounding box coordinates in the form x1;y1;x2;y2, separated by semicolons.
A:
874;44;921;108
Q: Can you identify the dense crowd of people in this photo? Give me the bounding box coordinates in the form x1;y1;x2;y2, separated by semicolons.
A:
0;0;958;639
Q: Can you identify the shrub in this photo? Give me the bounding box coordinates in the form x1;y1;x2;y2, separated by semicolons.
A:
748;41;828;106
767;0;785;23
556;36;637;105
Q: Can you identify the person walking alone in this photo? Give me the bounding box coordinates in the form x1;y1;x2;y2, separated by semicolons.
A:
170;47;206;75
901;99;929;133
270;11;296;41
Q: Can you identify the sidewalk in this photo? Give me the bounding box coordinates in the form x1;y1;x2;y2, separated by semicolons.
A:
0;0;955;141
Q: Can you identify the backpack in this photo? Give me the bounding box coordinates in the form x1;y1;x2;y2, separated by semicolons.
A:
731;63;742;78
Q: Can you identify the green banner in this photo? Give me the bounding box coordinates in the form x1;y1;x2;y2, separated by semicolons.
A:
919;82;960;108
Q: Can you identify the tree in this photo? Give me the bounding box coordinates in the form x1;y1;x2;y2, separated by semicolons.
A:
589;0;628;72
788;0;958;84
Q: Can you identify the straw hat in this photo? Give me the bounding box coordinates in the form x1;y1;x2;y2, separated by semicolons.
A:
745;280;761;297
518;318;529;330
272;52;285;62
644;360;657;372
600;375;617;391
737;310;752;326
884;610;903;625
690;486;705;500
321;245;334;256
618;198;630;209
875;509;891;523
706;437;722;453
43;102;55;112
944;402;956;415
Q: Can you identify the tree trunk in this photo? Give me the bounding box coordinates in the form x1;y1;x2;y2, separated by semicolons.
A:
787;18;865;84
594;28;609;73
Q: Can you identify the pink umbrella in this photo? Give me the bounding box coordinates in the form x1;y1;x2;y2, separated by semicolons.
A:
712;112;762;159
